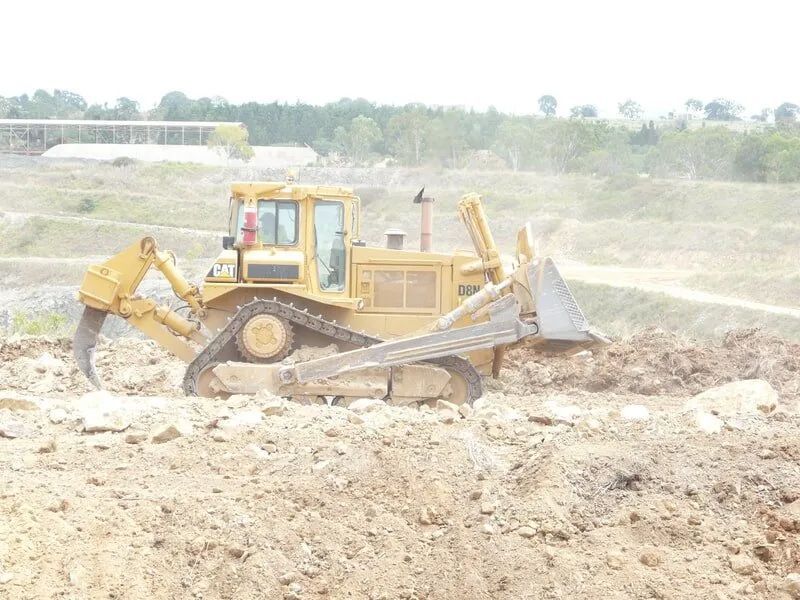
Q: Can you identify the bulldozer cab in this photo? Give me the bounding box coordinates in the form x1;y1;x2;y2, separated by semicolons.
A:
212;182;361;300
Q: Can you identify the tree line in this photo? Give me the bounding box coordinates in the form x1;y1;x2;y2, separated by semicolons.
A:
3;89;800;182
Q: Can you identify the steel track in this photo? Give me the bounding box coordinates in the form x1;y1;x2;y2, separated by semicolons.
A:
182;298;483;404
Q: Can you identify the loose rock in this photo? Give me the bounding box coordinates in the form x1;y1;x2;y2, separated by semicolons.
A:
639;549;661;567
729;553;756;576
348;398;385;414
0;419;26;439
783;573;800;598
150;420;192;443
621;404;650;421
48;408;68;424
125;431;148;444
0;393;39;411
687;379;779;417
694;411;723;434
261;398;287;417
606;551;625;570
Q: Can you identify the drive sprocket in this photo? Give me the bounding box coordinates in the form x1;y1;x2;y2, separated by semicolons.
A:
235;314;293;362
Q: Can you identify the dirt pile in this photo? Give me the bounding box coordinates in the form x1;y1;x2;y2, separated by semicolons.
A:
0;336;183;396
504;328;800;401
1;331;800;598
1;381;799;598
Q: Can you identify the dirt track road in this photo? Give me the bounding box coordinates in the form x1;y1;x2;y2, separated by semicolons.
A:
561;263;800;320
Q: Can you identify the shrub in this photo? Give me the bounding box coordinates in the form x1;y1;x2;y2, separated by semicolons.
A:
77;197;99;213
111;156;137;168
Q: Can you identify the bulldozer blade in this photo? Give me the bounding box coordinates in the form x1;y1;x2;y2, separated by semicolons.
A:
531;258;610;353
73;306;107;389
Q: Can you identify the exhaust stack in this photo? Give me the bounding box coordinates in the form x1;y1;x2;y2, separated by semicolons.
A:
413;187;434;252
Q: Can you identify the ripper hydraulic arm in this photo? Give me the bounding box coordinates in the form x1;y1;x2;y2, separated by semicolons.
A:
73;236;207;385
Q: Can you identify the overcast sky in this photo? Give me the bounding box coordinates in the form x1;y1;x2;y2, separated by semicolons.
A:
4;0;799;118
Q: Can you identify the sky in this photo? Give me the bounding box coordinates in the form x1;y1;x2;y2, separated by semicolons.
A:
3;0;799;118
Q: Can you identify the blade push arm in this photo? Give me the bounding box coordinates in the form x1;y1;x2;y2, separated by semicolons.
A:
276;258;605;387
278;293;535;386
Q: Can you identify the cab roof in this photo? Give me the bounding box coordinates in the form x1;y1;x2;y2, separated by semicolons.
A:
229;182;356;200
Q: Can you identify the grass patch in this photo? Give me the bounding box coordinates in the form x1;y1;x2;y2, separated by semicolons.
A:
6;311;71;336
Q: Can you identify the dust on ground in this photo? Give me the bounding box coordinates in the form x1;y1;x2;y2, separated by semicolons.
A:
1;330;800;599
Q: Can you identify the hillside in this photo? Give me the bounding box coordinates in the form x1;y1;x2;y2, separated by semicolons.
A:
0;156;797;340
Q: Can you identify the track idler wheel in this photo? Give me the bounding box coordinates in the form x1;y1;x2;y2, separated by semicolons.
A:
195;363;230;399
235;314;293;363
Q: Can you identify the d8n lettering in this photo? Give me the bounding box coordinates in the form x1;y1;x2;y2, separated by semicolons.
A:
458;284;481;297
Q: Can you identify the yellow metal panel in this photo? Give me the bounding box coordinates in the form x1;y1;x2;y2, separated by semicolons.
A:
356;264;441;315
77;265;121;310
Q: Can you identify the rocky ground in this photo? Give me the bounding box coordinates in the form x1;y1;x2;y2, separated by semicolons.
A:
1;330;800;599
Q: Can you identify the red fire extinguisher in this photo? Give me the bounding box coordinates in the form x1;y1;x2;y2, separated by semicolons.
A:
241;202;257;246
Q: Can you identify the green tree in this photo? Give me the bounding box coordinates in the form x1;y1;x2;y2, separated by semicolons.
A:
684;98;703;116
208;124;255;162
570;104;598;118
703;98;743;121
655;128;737;179
762;134;800;182
28;89;56;118
618;99;643;120
530;119;599;173
113;97;140;120
427;109;468;167
333;115;382;165
775;102;799;123
581;129;636;176
495;118;531;171
734;134;769;181
538;95;557;117
386;107;430;165
53;90;87;117
157;91;192;120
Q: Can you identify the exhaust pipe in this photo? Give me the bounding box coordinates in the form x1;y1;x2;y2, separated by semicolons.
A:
73;306;107;388
413;187;434;252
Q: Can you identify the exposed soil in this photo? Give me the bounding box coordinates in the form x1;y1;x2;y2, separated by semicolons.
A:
1;330;800;599
503;328;800;402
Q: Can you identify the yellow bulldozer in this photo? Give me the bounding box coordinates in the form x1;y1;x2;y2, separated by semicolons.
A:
73;180;605;406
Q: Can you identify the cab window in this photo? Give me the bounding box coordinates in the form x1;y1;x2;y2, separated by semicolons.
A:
314;200;345;291
236;200;298;245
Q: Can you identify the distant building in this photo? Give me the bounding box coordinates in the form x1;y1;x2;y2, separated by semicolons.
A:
0;118;244;155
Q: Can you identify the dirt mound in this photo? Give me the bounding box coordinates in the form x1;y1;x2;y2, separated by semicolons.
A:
1;381;799;598
2;330;800;597
0;336;183;396
504;328;800;401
